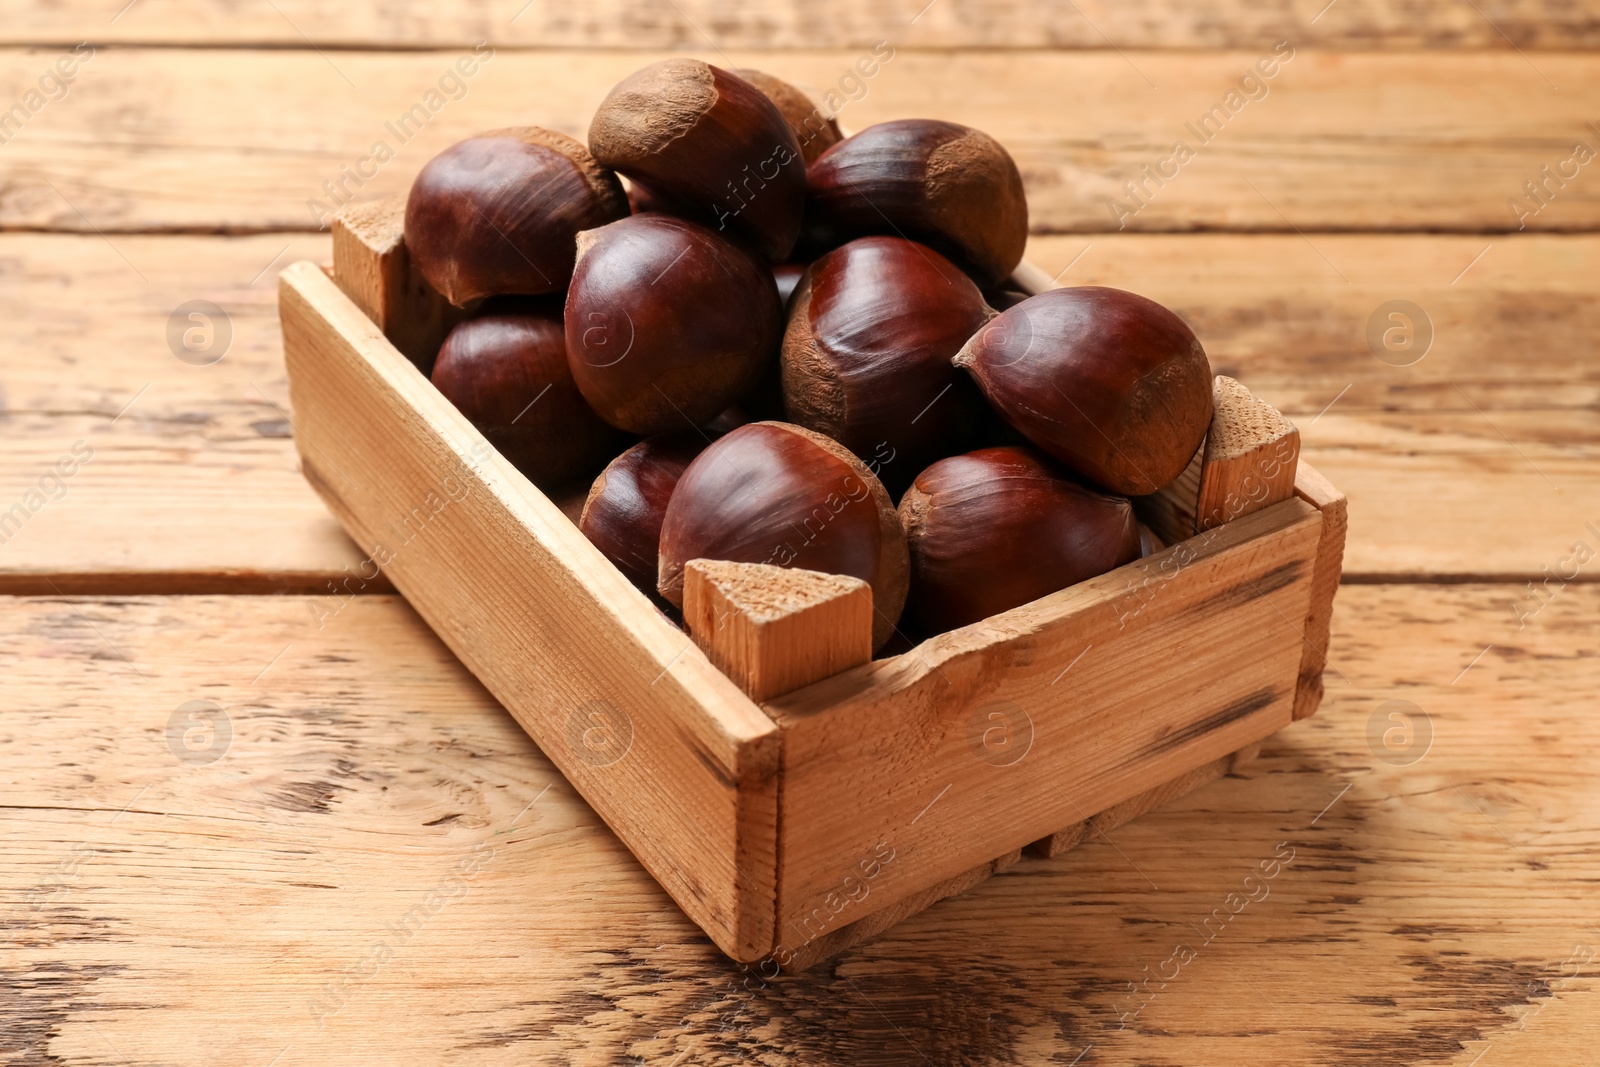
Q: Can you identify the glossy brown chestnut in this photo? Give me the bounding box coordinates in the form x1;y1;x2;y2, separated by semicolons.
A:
899;446;1141;634
579;431;705;595
953;286;1213;496
657;421;909;649
405;127;628;306
803;119;1028;286
588;59;806;260
565;214;782;435
431;298;623;488
782;236;992;488
736;68;841;166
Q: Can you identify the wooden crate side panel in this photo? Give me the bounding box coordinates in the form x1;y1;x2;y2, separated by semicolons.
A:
1292;461;1349;720
766;498;1322;958
277;261;780;960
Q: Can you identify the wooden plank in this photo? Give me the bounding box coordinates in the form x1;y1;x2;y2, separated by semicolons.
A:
4;50;1600;233
1137;376;1300;544
1194;377;1300;531
1031;749;1236;859
683;561;874;704
804;733;1264;965
763;497;1323;955
4;1;1595;49
5;584;1599;1064
1;232;1595;589
1024;233;1600;416
1292;462;1348;721
331;198;464;372
779;848;1024;973
277;259;780;961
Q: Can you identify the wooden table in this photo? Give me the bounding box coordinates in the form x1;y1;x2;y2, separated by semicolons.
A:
4;4;1597;1063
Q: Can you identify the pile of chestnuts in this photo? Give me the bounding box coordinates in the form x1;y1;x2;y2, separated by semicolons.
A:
405;60;1213;650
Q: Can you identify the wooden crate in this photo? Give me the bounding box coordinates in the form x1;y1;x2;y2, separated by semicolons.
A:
277;203;1345;969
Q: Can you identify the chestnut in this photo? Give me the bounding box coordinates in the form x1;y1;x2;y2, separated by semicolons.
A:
565;213;782;435
431;298;623;488
588;59;806;260
781;236;992;488
953;286;1213;496
899;446;1140;634
405;127;628;306
657;421;909;649
580;431;705;596
803;119;1028;286
736;68;842;166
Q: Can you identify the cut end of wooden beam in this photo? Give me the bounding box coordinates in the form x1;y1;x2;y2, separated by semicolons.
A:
1195;375;1301;531
330;194;464;374
1141;375;1302;540
333;198;406;256
1205;375;1297;464
683;560;873;704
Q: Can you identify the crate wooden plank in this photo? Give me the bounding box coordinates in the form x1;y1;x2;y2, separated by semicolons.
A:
1291;462;1348;721
1030;746;1255;860
7;586;1598;1064
331;199;465;372
683;560;874;704
4;1;1594;49
2;232;1596;591
4;50;1600;233
763;496;1323;959
1137;376;1301;545
277;259;781;961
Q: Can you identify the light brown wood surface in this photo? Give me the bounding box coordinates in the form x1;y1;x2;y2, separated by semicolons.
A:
5;587;1597;1063
2;232;1594;591
2;50;1598;234
3;16;1598;1061
5;0;1598;49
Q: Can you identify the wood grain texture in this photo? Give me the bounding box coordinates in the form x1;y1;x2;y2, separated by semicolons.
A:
331;199;464;372
1134;376;1300;545
1029;745;1265;860
3;585;1597;1064
1292;463;1349;721
683;561;873;704
4;1;1596;49
764;498;1322;956
3;50;1599;233
780;848;1025;974
1195;376;1301;531
279;260;781;960
1;232;1594;589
